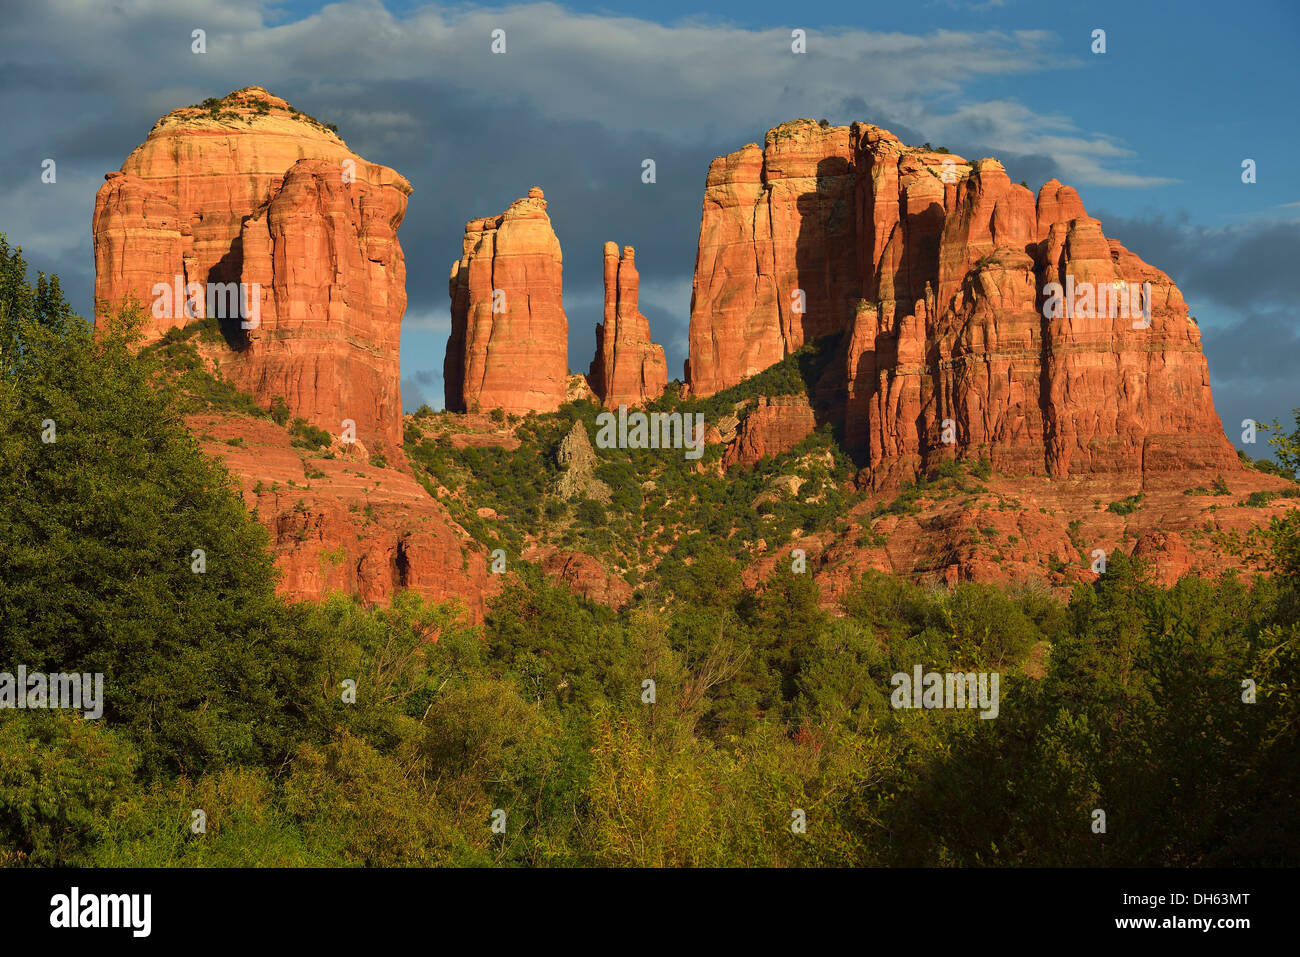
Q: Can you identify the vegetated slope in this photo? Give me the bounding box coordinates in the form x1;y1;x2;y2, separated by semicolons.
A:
4;237;1299;867
404;334;1298;609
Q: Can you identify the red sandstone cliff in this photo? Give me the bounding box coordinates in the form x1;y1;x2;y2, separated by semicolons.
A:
92;87;410;458
722;395;818;468
686;123;860;396
588;242;668;408
445;187;569;414
92;89;497;617
687;119;1239;486
189;411;495;621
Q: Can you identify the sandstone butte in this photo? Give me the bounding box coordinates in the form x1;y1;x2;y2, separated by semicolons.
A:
685;119;1243;489
445;188;570;414
587;242;668;408
92;89;494;616
92;86;410;460
89;98;1289;611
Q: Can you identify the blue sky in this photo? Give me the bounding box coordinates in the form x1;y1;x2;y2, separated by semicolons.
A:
1;0;1295;454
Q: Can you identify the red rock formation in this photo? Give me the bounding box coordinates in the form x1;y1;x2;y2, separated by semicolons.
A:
445;187;569;414
189;412;495;621
92;87;411;458
1131;529;1195;587
855;126;962;324
524;547;633;609
687;119;1240;485
687;122;860;396
740;466;1295;607
566;373;597;405
234;159;407;454
588;242;668;408
723;395;818;468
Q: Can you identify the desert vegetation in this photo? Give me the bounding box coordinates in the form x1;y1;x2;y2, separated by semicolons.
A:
3;241;1299;866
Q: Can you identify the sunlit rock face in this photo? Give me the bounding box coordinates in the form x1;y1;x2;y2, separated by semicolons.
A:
686;119;1238;484
93;87;411;457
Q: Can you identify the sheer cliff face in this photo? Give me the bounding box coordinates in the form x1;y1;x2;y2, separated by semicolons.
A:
685;123;860;396
687;119;1238;483
445;188;570;415
588;242;668;409
92;87;411;456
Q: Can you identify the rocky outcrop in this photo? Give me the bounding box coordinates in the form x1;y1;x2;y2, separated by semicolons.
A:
739;464;1295;607
686;119;1240;485
445;187;569;414
555;421;611;502
566;373;597;405
188;411;495;621
93;87;410;457
686;122;860;396
1131;529;1195;587
588;243;668;408
723;395;818;468
526;547;633;608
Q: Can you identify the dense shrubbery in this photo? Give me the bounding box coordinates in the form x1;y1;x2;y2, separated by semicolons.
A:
289;417;333;450
2;239;1298;866
403;343;861;582
1107;492;1145;515
142;323;270;419
656;334;840;423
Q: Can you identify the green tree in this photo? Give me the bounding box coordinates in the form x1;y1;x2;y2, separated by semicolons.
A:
0;712;138;866
0;237;320;774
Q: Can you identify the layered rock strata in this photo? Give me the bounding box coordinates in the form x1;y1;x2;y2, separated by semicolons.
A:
93;87;410;456
686;119;1239;484
588;242;667;408
722;395;818;468
445;187;569;414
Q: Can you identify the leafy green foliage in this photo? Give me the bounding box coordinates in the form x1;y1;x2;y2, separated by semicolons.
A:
3;239;1298;867
269;395;290;426
403;337;860;586
1264;410;1300;478
290;417;333;450
1106;492;1145;515
1;244;333;775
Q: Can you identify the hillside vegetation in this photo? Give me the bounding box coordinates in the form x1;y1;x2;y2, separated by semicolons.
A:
3;238;1299;866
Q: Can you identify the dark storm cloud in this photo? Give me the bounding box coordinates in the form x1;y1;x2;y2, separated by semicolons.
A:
402;369;444;409
1093;213;1300;311
1203;307;1299;384
314;77;718;385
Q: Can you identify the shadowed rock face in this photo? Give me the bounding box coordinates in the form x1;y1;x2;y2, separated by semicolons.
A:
588;242;668;409
687;119;1239;485
92;87;411;458
524;547;633;609
445;187;569;415
686;123;860;397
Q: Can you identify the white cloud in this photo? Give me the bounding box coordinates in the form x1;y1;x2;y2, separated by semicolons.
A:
3;1;1159;187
